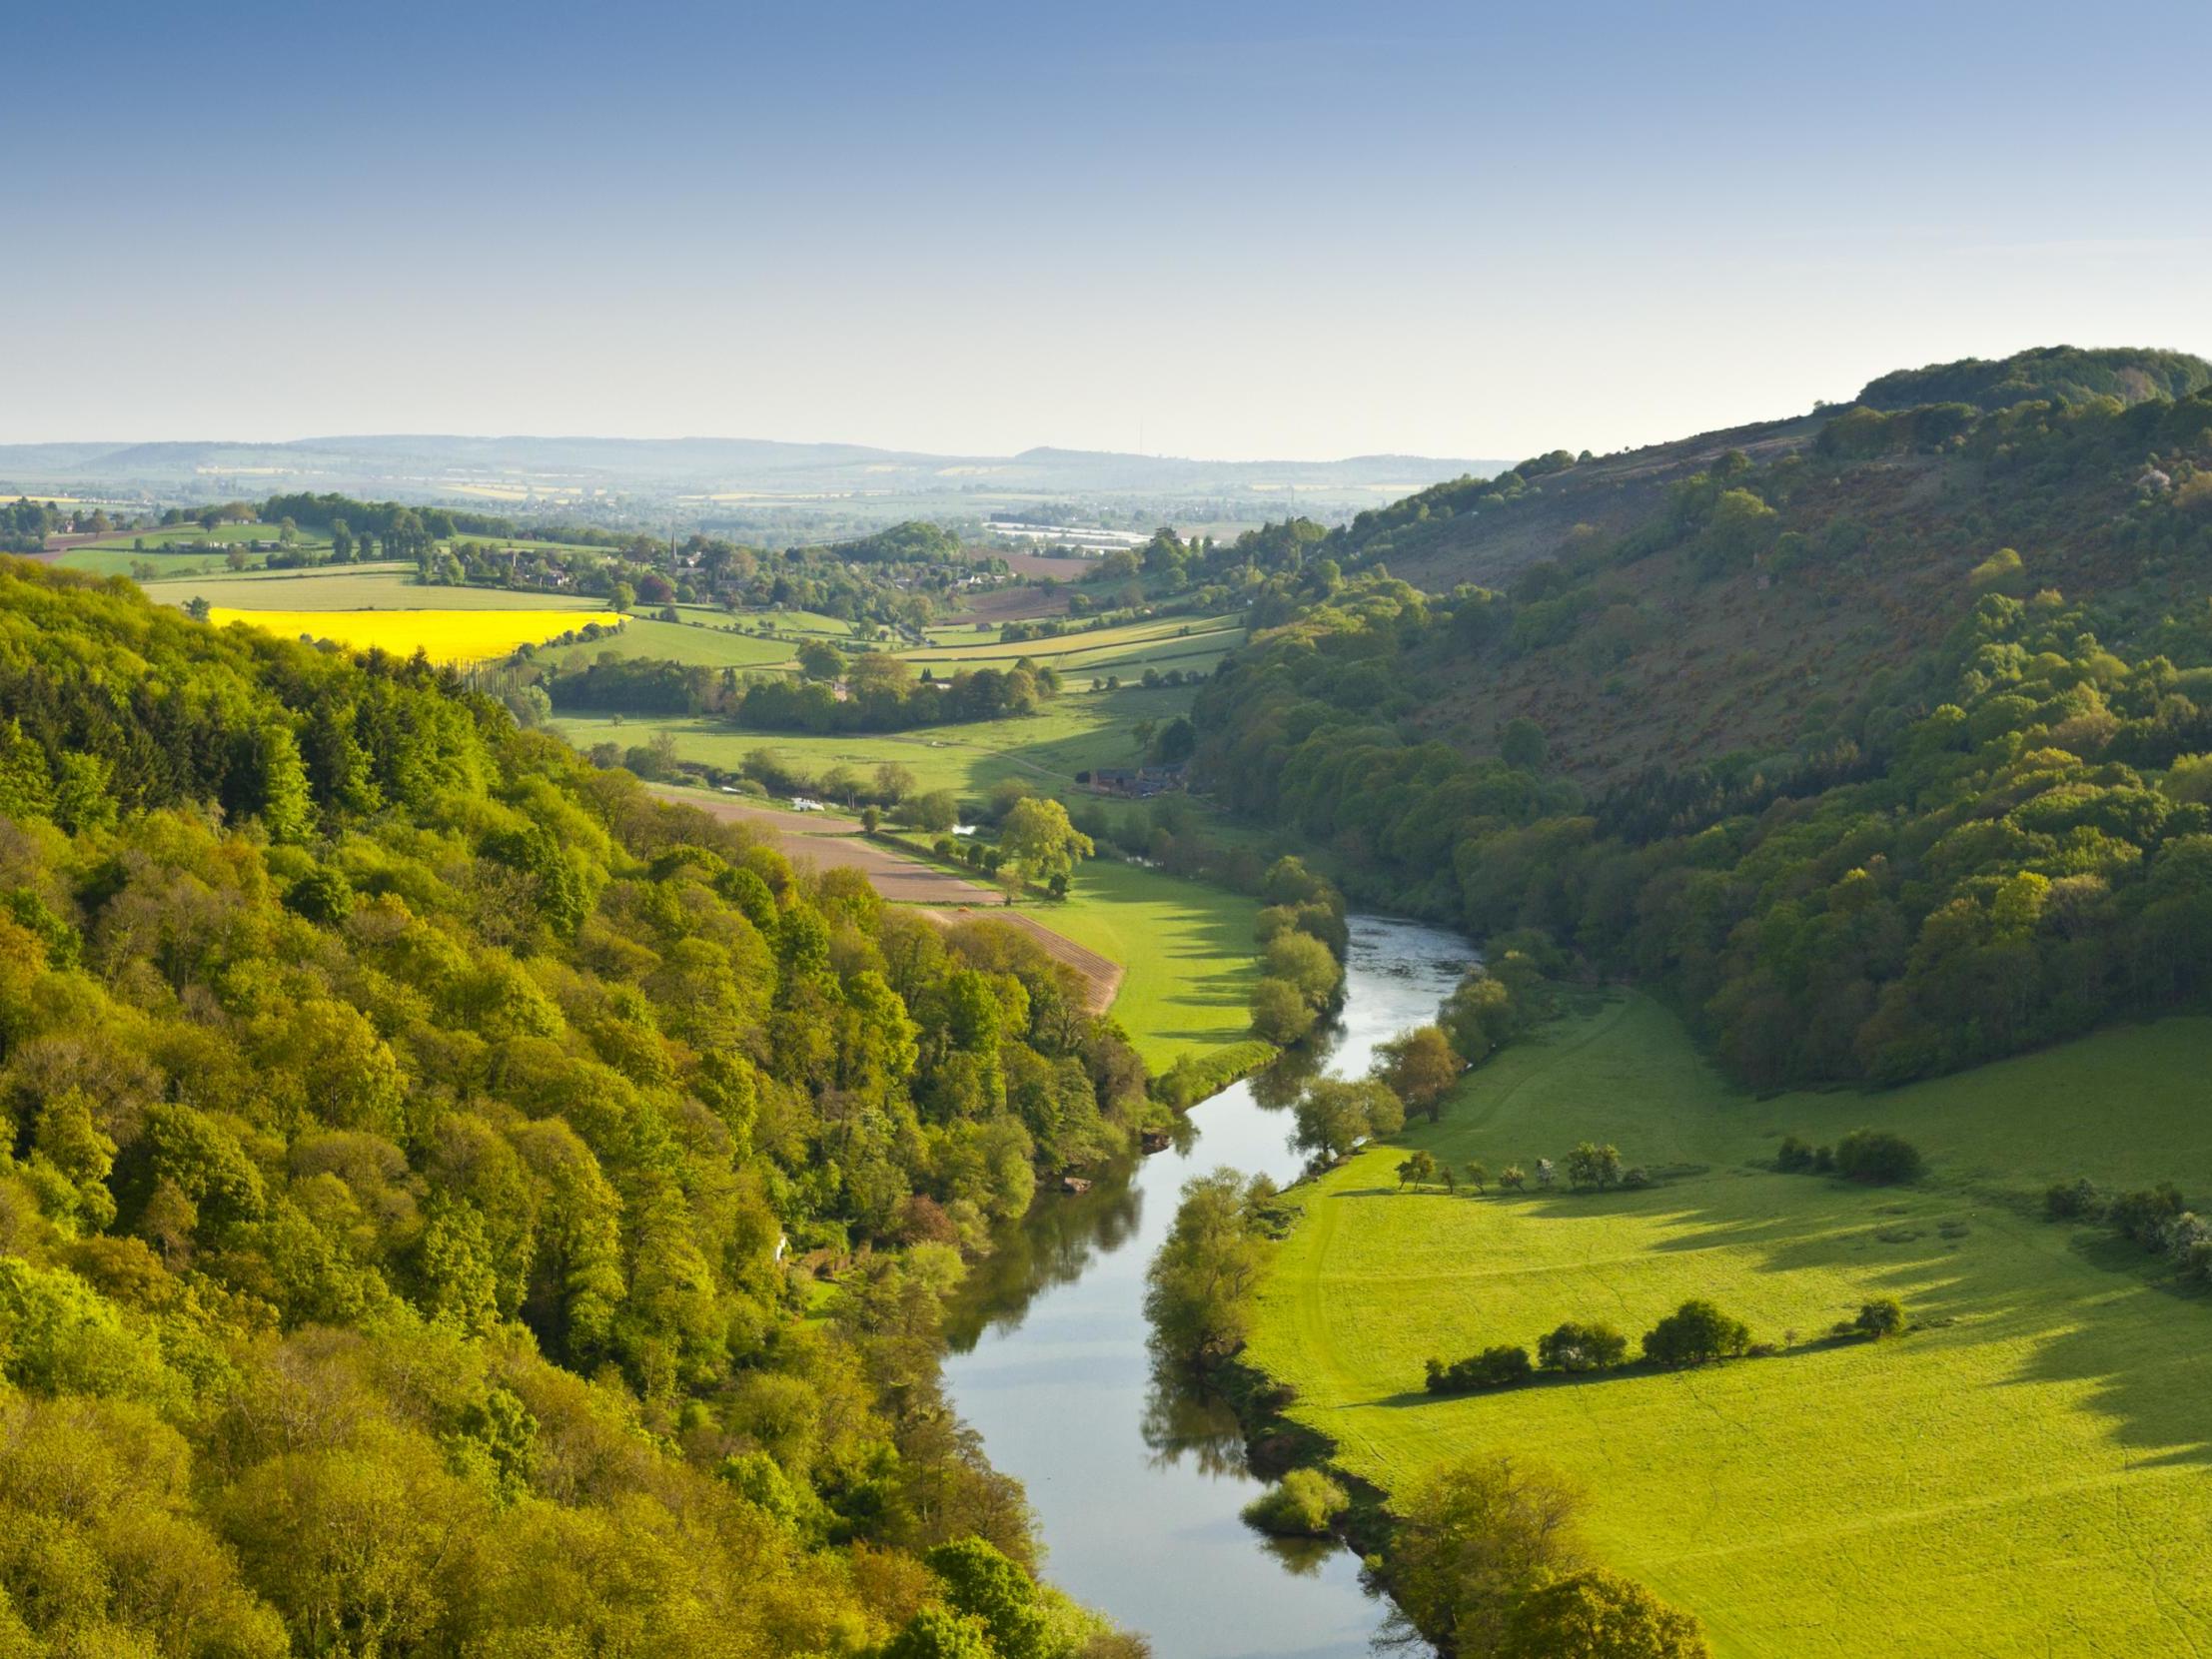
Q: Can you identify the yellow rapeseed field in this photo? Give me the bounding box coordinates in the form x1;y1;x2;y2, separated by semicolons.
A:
208;607;620;665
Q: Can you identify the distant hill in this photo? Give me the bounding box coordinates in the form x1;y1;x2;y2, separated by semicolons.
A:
0;432;1504;526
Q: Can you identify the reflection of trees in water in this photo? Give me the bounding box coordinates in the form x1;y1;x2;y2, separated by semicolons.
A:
940;1173;1144;1351
1138;1356;1250;1476
1255;1533;1336;1578
1249;1039;1330;1112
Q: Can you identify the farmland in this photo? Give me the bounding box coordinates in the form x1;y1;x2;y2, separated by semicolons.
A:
550;682;1193;806
208;606;620;664
1244;992;2212;1657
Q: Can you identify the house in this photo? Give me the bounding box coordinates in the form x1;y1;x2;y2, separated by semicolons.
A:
1083;762;1189;799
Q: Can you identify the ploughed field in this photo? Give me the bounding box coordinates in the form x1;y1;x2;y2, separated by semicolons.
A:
1246;992;2212;1658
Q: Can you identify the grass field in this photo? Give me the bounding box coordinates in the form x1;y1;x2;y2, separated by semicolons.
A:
54;547;239;578
532;617;800;670
902;614;1244;680
1246;993;2212;1658
1034;860;1264;1071
550;683;1192;806
210;607;621;664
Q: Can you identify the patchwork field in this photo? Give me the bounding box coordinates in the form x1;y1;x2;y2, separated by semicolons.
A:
1247;993;2212;1658
209;606;621;664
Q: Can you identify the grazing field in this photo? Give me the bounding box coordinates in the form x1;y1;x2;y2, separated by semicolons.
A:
1031;860;1263;1071
903;614;1244;680
532;617;800;669
1245;993;2212;1658
55;546;240;577
209;606;621;664
551;683;1193;806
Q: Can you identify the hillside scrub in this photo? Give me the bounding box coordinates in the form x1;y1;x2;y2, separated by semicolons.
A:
1190;374;2212;1095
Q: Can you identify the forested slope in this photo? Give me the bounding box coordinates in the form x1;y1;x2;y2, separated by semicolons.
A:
0;560;1145;1655
1192;352;2212;1090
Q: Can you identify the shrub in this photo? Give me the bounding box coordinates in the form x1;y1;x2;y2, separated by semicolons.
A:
1499;1568;1711;1659
1642;1299;1750;1368
1832;1130;1923;1185
1775;1135;1815;1173
1425;1345;1534;1394
1622;1167;1650;1190
2045;1177;2103;1221
2110;1184;2185;1249
1240;1467;1350;1537
1853;1296;1906;1338
1536;1321;1629;1374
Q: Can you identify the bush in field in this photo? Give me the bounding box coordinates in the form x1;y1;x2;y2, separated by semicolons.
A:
1832;1130;1923;1185
1241;1467;1350;1537
1564;1141;1624;1191
1537;1320;1630;1374
1642;1299;1750;1368
1853;1296;1907;1338
2110;1183;2185;1249
2045;1177;2103;1221
1426;1345;1534;1394
1775;1135;1816;1173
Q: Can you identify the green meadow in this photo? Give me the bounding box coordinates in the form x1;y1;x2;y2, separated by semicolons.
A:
550;683;1194;807
1038;860;1265;1071
532;616;801;669
145;566;613;611
1246;993;2212;1658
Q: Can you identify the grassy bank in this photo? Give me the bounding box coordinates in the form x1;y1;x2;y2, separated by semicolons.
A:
1244;992;2212;1657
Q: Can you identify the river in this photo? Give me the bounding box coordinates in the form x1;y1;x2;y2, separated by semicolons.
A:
942;914;1472;1657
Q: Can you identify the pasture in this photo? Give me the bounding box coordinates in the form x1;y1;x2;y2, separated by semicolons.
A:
550;683;1194;809
1245;994;2212;1658
531;617;799;670
159;567;612;611
208;606;620;664
1027;860;1264;1072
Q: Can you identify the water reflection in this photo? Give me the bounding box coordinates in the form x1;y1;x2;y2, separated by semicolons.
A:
939;916;1470;1658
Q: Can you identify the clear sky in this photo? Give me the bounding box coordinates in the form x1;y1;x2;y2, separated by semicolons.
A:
7;0;2209;460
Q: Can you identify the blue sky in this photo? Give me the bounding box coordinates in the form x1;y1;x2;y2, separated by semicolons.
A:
7;0;2209;458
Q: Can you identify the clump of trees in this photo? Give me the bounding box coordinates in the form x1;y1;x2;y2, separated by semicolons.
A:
1776;1130;1923;1185
1241;1467;1350;1537
2046;1176;2212;1281
1537;1320;1631;1373
1383;1452;1707;1656
1425;1345;1534;1395
1247;858;1349;1046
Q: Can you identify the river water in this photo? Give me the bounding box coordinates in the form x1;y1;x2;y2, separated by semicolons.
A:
942;915;1472;1657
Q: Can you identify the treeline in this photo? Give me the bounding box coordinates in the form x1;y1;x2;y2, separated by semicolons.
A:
0;559;1149;1655
534;651;1058;732
1192;383;2212;1090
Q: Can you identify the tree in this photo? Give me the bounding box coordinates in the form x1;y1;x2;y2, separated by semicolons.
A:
1386;1453;1587;1654
797;639;843;681
1500;716;1549;770
1537;1320;1629;1373
1564;1142;1624;1191
899;789;961;833
1426;1345;1533;1393
1241;1468;1348;1537
1642;1299;1749;1368
1374;1025;1462;1122
926;1538;1052;1659
1498;1568;1711;1659
1465;1162;1490;1194
1397;1150;1438;1190
1293;1079;1404;1164
1262;929;1342;1011
1249;977;1316;1045
999;797;1094;884
1144;1168;1273;1367
881;1608;995;1659
1500;1165;1526;1191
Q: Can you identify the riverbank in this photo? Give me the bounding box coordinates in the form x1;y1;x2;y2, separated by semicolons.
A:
938;915;1470;1657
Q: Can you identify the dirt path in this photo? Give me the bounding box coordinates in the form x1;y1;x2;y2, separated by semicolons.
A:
654;786;1124;1013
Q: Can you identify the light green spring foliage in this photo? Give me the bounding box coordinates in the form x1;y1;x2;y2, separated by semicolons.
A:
1239;1467;1348;1537
0;561;1159;1655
